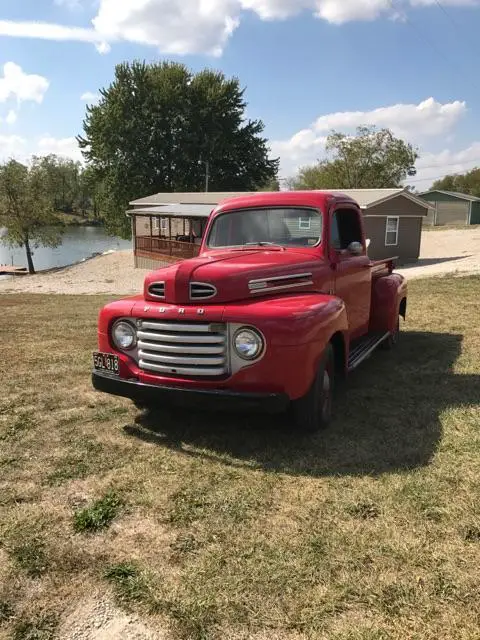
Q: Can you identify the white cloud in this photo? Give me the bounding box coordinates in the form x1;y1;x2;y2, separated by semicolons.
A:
36;136;83;162
313;98;466;139
0;20;104;47
92;0;240;56
0;62;49;104
0;134;27;160
1;0;479;56
6;110;17;125
272;97;467;177
81;91;100;103
413;142;480;190
54;0;83;9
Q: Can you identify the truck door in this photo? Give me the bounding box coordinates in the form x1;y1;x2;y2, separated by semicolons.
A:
330;206;372;339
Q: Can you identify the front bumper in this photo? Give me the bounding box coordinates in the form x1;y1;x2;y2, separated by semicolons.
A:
92;370;289;413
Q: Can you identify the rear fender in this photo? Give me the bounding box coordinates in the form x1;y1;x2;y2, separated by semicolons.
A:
369;274;407;334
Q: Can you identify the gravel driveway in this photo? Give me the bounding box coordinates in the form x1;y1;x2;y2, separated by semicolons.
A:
1;228;479;296
397;227;480;279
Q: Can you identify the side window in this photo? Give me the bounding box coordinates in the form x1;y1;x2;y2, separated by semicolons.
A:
330;215;341;250
385;217;399;246
331;208;363;251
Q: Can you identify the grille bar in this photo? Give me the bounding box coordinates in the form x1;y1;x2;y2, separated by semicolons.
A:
140;322;217;333
137;320;228;377
138;341;225;355
137;330;225;345
138;361;226;377
138;350;225;366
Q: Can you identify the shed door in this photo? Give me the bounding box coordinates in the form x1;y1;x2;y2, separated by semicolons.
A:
436;201;468;226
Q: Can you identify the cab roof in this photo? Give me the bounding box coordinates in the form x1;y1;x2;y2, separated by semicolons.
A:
214;190;357;215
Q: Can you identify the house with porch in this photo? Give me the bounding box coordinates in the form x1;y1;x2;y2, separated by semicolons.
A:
128;188;432;269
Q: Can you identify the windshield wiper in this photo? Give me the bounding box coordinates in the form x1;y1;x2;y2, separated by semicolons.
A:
244;241;279;247
244;242;284;248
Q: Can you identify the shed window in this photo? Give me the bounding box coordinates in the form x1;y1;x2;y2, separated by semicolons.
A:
299;217;311;231
385;217;399;246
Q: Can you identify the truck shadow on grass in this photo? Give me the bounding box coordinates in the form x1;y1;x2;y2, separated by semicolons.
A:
124;331;478;477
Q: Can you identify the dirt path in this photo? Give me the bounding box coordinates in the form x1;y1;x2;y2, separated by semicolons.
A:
0;228;479;296
58;595;168;640
397;227;480;279
0;250;148;296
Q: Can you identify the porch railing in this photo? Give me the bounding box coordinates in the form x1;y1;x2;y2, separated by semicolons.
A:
135;236;201;260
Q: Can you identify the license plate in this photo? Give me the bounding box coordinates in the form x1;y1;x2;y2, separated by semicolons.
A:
93;352;120;375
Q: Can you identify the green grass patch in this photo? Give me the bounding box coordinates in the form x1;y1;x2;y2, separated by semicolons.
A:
0;600;14;623
73;491;124;533
11;538;48;578
104;562;154;606
13;613;57;640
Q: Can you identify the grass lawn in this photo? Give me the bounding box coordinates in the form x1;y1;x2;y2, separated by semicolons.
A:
0;277;479;640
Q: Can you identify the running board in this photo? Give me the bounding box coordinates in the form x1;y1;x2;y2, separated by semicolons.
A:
348;332;390;372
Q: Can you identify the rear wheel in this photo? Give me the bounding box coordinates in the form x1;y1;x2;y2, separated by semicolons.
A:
291;345;335;433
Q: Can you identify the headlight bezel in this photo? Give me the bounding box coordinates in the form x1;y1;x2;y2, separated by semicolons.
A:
233;326;265;361
111;319;137;351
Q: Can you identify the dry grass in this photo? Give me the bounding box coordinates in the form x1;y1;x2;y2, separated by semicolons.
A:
0;278;479;639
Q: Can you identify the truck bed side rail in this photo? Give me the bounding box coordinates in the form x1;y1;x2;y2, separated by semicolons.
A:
370;257;399;275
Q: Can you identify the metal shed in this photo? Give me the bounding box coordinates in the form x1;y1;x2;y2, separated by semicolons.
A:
419;190;480;226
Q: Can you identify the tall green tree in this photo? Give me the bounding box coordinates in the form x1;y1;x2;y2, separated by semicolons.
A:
35;154;82;213
78;61;279;236
292;126;418;190
0;159;62;274
432;168;480;197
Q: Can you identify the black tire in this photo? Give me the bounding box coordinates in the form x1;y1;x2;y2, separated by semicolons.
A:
381;317;400;350
291;345;335;433
133;400;153;411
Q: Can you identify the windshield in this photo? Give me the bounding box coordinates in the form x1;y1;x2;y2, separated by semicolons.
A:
207;207;322;249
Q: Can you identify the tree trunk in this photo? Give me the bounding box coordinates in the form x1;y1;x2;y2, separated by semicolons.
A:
24;236;35;274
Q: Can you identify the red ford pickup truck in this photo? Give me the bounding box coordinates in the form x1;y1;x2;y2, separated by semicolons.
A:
92;191;407;432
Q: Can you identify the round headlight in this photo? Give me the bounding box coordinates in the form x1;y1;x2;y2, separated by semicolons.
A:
112;321;136;350
234;327;264;361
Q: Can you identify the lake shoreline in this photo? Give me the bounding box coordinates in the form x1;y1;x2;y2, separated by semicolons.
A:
0;250;147;295
0;226;131;273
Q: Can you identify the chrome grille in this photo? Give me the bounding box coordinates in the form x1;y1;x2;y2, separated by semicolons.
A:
137;320;228;377
148;282;165;299
190;282;217;300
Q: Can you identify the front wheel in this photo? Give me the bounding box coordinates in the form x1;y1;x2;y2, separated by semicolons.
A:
291;345;335;433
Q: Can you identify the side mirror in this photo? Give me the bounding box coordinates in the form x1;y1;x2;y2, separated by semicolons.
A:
347;241;364;256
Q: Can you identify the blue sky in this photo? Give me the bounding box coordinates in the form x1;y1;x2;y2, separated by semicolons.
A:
1;0;480;189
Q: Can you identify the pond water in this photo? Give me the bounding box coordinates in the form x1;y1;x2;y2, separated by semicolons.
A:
0;226;131;273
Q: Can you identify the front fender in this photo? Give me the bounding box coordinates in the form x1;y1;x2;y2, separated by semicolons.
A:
222;292;349;347
369;273;407;334
223;293;349;398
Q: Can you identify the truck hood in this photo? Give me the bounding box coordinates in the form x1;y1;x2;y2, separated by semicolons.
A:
143;248;321;305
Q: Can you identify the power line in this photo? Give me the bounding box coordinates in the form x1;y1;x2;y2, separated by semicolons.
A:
386;0;480;95
432;0;466;36
416;156;480;173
